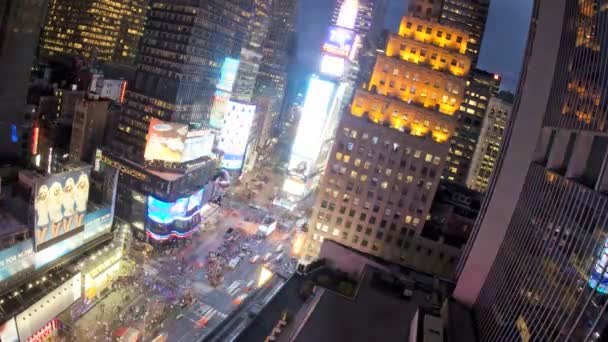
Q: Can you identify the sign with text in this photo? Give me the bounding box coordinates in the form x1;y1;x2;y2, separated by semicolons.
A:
323;26;356;58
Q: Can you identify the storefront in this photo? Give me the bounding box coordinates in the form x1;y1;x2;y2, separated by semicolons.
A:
83;251;123;300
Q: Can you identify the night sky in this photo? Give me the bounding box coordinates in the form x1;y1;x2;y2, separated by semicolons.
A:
295;0;533;92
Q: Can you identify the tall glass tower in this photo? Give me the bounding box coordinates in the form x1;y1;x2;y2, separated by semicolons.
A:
455;0;608;340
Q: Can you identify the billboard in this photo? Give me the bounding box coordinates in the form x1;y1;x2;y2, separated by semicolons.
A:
209;90;231;129
144;119;188;163
323;26;356;59
147;189;204;225
320;54;346;78
288;76;337;175
0;240;35;283
83;207;113;241
218;101;256;170
589;238;608;293
183;129;215;162
217;57;240;92
0;318;19;342
34;168;90;251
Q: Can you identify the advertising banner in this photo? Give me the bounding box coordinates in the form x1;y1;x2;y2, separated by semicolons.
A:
218;101;256;170
323;26;356;58
0;240;34;283
589;238;608;293
144;119;188;163
147;189;204;225
0;317;19;342
182;129;215;162
209;90;231;129
217;57;240;92
34;167;90;251
83;207;113;241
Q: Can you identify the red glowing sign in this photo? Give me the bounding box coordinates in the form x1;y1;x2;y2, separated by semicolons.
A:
31;121;39;155
119;80;128;104
25;318;59;342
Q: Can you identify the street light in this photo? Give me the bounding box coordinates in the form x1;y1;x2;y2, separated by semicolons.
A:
257;266;273;288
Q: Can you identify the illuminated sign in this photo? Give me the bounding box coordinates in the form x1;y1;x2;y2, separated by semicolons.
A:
589;238;608;293
0;317;18;342
144;119;188;163
0;240;34;283
209;90;231;129
336;0;359;30
323;26;356;58
34;167;90;251
349;34;362;61
24;319;60;342
83;207;113;241
217;57;240;92
147;189;204;225
182;129;215;162
288;76;337;175
31;121;39;155
119;80;128;103
320;54;346;78
218;101;256;170
100;155;147;181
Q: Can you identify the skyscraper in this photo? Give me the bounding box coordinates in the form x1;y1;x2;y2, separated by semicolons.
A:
301;10;471;277
40;0;147;65
444;69;500;184
466;92;513;192
455;0;608;340
0;0;48;162
105;0;249;243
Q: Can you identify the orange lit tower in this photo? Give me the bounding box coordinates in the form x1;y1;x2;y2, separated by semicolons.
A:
301;14;471;278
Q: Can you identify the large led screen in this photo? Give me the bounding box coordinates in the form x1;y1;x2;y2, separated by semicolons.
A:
217;57;240;92
209;90;231;129
183;129;215;162
147;189;204;225
589;239;608;293
144;119;188;163
0;240;34;283
288;76;337;175
323;26;356;59
218;101;256;170
34;167;90;251
320;54;346;78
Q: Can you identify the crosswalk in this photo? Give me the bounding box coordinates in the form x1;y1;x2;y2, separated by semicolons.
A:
225;281;241;296
186;301;228;325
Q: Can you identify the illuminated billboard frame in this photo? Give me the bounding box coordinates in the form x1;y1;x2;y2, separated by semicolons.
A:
219;101;256;170
147;189;204;225
183;129;215;162
288;76;337;176
217;57;240;92
209;90;231;129
34;167;90;251
144;119;188;163
323;26;357;59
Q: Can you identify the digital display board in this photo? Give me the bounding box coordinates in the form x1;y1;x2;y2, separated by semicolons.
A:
209;90;231;129
288;76;337;175
144;119;188;163
183;129;215;162
218;101;256;170
147;189;204;225
320;54;346;78
0;240;34;283
34;167;90;251
589;238;608;293
83;207;113;241
217;57;240;92
323;26;356;59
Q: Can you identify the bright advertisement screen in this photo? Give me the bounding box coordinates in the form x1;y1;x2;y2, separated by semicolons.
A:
144;119;188;163
209;90;231;129
147;189;204;225
589;239;608;293
0;318;18;342
320;54;346;78
34;167;90;251
323;26;356;58
0;240;34;283
219;101;256;170
183;129;215;162
217;57;240;92
288;76;336;175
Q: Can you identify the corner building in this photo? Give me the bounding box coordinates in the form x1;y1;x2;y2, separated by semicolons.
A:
302;14;471;277
455;0;608;340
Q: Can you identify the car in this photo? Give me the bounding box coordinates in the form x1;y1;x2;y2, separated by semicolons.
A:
176;314;184;320
250;255;260;264
275;245;284;253
263;252;272;262
274;253;283;263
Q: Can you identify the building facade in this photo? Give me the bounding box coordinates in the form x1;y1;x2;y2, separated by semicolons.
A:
455;0;608;340
466;92;513;192
444;69;500;184
302;13;471;278
40;0;147;65
69;96;111;164
106;0;249;244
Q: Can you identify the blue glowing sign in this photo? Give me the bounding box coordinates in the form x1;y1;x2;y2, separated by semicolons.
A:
10;124;17;143
83;207;113;241
323;26;356;58
589;239;608;294
147;189;204;225
0;240;34;283
217;58;240;92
